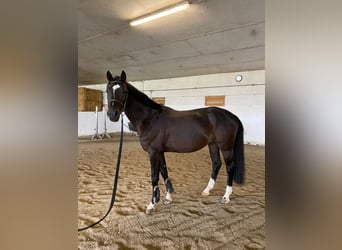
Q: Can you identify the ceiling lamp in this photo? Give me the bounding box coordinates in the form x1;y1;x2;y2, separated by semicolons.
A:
129;1;190;26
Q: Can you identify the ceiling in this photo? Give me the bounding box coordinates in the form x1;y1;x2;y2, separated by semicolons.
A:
78;0;264;85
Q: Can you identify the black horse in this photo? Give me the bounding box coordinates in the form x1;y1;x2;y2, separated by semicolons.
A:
106;70;245;214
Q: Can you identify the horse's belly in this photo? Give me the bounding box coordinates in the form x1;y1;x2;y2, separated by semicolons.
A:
165;132;210;153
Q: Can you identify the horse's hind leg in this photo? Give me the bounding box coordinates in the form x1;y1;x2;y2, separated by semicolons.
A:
220;149;234;204
159;154;174;205
202;142;222;196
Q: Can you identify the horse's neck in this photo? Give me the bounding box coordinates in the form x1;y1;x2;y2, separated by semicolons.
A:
124;97;157;134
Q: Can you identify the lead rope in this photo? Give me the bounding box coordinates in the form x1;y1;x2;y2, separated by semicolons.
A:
78;114;124;232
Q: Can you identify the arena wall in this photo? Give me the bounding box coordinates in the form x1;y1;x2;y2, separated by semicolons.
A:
78;70;265;145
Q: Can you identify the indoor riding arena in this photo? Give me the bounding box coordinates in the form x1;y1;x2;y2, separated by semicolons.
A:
78;0;265;249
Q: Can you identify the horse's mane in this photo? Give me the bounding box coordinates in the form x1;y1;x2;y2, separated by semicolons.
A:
126;82;162;111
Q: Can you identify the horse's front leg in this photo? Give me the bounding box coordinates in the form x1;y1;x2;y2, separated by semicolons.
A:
146;151;161;214
160;153;174;205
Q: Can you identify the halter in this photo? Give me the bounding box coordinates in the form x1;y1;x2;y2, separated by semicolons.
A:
108;80;128;113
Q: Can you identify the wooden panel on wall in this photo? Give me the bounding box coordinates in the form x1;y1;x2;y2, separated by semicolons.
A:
78;87;103;112
205;96;225;106
152;97;165;105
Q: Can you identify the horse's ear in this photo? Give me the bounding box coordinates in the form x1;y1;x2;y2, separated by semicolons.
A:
121;70;126;81
106;70;114;81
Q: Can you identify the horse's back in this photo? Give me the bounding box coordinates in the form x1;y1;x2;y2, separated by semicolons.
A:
206;106;240;125
157;107;213;152
156;106;240;152
161;106;240;133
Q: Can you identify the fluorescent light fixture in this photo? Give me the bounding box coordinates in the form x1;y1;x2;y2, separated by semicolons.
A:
130;2;190;26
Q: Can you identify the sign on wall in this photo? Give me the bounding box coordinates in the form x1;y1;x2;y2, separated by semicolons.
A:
205;96;225;106
152;97;165;105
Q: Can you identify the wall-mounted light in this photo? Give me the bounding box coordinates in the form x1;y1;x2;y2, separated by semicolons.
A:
235;74;243;82
130;1;190;26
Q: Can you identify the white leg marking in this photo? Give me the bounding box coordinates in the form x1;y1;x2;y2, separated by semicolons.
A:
166;191;172;200
220;185;233;204
146;202;155;214
202;178;215;196
163;191;172;204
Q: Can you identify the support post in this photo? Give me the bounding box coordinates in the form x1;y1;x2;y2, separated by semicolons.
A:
100;106;111;139
91;106;101;140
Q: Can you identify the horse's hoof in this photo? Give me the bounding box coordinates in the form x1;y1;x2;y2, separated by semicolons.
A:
163;198;172;205
220;197;230;204
146;202;155;214
146;208;154;215
201;190;210;196
146;206;155;214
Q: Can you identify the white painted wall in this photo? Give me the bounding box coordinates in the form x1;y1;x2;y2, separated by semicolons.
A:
78;70;265;145
78;109;133;135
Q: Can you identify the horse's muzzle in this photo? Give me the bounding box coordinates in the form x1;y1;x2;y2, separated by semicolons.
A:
107;110;120;122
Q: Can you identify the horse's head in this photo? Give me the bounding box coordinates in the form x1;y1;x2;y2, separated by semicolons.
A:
106;70;128;122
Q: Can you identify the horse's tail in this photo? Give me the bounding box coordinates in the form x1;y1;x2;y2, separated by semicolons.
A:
233;118;245;184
